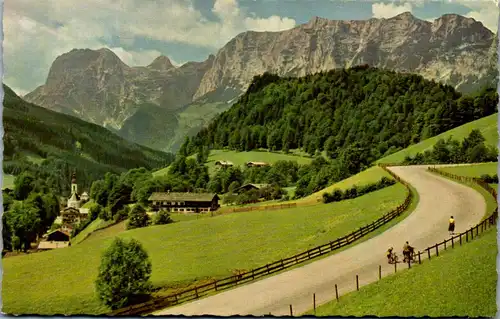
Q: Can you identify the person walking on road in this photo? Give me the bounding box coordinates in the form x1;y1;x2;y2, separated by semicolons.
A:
448;216;455;236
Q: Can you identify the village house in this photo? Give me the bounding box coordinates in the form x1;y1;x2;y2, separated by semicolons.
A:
38;229;71;250
246;161;269;168
148;192;220;213
235;183;271;194
215;160;234;168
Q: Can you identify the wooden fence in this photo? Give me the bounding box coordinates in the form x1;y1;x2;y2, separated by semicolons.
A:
413;167;498;264
107;165;413;316
287;166;499;316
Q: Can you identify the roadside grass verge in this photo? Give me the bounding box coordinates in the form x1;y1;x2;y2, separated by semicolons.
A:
377;113;498;164
432;164;498;220
2;183;408;315
306;227;497;318
438;162;498;178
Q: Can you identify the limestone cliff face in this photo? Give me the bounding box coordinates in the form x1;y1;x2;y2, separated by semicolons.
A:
194;12;496;100
24;12;497;151
24;49;214;130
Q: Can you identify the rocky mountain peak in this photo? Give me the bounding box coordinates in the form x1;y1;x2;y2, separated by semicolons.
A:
147;55;176;71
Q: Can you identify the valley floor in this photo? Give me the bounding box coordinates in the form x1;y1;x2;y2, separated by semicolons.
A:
2;181;407;315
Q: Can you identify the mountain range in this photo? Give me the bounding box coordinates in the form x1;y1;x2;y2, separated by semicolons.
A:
23;12;498;152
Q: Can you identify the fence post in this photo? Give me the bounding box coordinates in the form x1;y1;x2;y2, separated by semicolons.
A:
471;227;474;240
466;231;469;242
215;281;218;291
378;265;382;280
418;251;421;264
335;284;339;302
313;293;316;314
460;233;462;245
427;249;431;260
476;225;479;237
289;304;293;316
356;275;359;291
444;239;447;250
195;287;199;299
451;236;454;248
435;244;439;257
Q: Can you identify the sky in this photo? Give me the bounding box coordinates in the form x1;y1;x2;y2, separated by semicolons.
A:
4;0;499;96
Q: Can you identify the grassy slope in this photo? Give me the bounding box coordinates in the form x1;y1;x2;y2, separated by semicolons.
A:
71;218;114;244
308;229;497;317
377;113;498;164
298;166;392;204
3;184;407;315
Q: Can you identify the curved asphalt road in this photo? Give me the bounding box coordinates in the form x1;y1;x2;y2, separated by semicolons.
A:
154;165;486;316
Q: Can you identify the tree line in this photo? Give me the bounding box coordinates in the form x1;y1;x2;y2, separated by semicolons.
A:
402;130;497;165
2;172;60;252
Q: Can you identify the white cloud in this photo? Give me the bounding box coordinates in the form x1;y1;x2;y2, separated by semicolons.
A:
372;2;413;19
459;0;499;32
371;1;498;32
244;15;297;32
3;0;296;93
110;48;161;67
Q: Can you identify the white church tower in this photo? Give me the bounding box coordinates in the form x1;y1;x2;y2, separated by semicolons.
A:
67;172;81;209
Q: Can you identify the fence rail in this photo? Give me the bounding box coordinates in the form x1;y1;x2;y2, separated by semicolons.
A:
108;165;414;316
283;166;498;316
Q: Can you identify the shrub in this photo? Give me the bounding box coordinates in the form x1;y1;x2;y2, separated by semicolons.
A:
154;211;174;225
126;204;149;230
114;207;129;223
95;238;153;309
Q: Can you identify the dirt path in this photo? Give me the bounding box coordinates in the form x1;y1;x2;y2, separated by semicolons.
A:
153;165;486;316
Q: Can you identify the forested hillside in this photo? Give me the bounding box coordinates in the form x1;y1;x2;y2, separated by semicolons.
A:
186;66;498;160
2;85;175;195
183;66;498;198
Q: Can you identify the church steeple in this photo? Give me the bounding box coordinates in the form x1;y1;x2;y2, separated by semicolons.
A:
71;172;78;195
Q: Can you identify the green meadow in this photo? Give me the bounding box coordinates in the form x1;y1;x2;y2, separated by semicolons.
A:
3;183;407;315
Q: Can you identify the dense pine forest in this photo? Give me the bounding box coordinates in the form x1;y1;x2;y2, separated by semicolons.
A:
2;85;175;195
182;66;498;197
